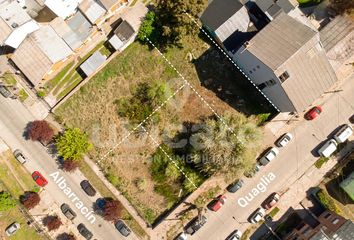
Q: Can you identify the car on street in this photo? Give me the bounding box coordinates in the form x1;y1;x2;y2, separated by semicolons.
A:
115;220;131;237
60;203;77;220
259;147;279;166
175;232;188;240
13;149;27;164
275;133;293;147
333;124;353;143
32;171;48;187
0;85;11;98
5;222;20;236
262;192;280;210
208;195;227;211
305;106;322;120
185;215;207;235
77;223;93;240
318;139;337;157
249;208;266;223
226;230;242;240
80;180;96;196
227;179;244;193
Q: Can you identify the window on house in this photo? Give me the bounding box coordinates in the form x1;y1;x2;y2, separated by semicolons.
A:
324;213;331;219
332;218;339;225
279;71;290;83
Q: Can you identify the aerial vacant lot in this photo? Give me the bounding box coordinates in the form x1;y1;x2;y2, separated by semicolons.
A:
55;28;271;224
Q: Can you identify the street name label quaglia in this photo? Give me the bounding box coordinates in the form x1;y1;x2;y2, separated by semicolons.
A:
50;171;96;224
237;172;276;207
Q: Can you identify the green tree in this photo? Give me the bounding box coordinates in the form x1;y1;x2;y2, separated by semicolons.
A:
165;162;182;181
0;191;17;211
138;11;156;41
191;113;262;178
56;128;92;160
183;172;203;192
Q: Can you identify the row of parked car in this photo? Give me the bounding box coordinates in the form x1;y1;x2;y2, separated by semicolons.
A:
11;149;131;239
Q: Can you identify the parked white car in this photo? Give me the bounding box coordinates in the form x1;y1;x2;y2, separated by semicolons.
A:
333;124;353;143
249;208;266;223
259;147;279;166
226;230;242;240
5;222;20;236
13;149;27;164
276;133;293;147
318;139;337;158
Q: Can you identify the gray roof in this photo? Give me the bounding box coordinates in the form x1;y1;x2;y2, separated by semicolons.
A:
79;51;106;76
247;12;317;70
114;20;135;41
67;11;92;42
320;15;354;52
79;0;106;24
50;17;82;50
254;0;294;14
201;0;243;30
97;0;116;10
310;221;354;240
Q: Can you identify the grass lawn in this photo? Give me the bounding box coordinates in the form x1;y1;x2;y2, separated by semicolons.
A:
1;72;17;86
0;151;45;240
18;89;29;102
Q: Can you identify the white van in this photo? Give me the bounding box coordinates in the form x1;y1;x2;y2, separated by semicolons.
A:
334;124;353;143
318;139;337;158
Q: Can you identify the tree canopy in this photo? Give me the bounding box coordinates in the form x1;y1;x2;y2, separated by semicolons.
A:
28;120;54;143
20;191;40;209
103;199;123;222
56;128;92;160
0;191;17;211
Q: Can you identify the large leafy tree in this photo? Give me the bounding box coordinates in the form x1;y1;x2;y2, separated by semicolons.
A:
138;11;156;41
20;191;40;209
43;215;62;231
28;120;54;143
103;199;123;222
191;113;262;178
56;128;92;160
0;191;17;211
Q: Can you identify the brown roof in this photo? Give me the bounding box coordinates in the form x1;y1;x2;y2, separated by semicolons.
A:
0;17;11;44
11;37;52;86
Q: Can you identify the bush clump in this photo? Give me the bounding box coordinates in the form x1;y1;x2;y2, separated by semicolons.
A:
316;189;341;214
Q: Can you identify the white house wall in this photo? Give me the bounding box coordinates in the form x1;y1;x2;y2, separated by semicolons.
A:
232;46;296;112
215;6;250;42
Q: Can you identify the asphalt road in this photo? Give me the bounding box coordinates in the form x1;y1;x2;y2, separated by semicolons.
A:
187;75;354;240
0;97;138;240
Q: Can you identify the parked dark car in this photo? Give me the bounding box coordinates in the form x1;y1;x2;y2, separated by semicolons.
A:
227;179;244;193
185;216;207;235
115;220;131;237
60;203;77;220
0;85;11;98
80;180;96;196
77;223;93;240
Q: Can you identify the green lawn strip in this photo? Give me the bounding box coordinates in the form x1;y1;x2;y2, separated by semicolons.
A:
45;61;75;92
56;76;83;101
1;72;17;86
130;0;138;6
314;157;329;169
19;89;29;102
268;206;280;218
78;160;148;239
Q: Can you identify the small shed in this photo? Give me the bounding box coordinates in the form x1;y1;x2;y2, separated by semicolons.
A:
79;51;107;77
108;20;135;51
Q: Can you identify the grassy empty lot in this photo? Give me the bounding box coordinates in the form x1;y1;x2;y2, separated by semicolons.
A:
0;151;44;240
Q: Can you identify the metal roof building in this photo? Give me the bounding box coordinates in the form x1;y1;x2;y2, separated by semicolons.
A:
79;0;106;24
79;51;106;77
67;11;92;42
50;17;83;50
108;20;135;50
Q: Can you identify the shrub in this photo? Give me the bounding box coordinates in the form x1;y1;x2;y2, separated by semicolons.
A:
43;215;62;231
138;11;156;42
62;159;80;172
315;157;329;169
256;113;271;125
28;120;54;143
37;90;46;98
20;191;40;209
0;191;17;211
316;189;341;214
56;233;76;240
135;178;146;191
103;199;123;222
105;172;121;187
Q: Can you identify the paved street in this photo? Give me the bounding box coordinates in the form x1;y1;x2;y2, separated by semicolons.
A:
0;97;138;240
188;74;354;240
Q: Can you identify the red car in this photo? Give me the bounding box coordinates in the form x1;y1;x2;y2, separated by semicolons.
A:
262;193;280;210
209;195;227;212
305;106;322;120
32;171;48;187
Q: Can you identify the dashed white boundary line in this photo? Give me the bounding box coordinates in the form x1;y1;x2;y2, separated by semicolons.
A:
140;125;198;190
98;82;187;163
185;12;281;112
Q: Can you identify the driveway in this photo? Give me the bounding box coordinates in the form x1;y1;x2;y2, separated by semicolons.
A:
0;97;139;240
186;74;354;240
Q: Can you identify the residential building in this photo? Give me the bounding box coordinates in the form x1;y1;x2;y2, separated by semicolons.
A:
231;12;337;112
79;50;106;77
97;0;128;14
78;0;106;25
10;25;73;86
108;19;135;51
44;0;83;19
284;210;354;240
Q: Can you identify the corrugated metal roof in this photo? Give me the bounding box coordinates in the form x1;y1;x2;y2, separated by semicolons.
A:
11;37;52;86
0;17;10;44
79;0;106;24
67;11;92;42
50;17;82;50
0;0;31;28
31;25;72;63
79;50;106;76
247;12;317;70
320;15;354;52
201;0;243;30
97;0;116;10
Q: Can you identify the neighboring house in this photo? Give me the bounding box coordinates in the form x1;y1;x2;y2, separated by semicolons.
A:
0;0;39;48
231;12;337;113
44;0;83;19
79;0;106;25
66;11;92;43
79;50;106;77
283;210;354;240
320;15;354;71
10;25;73;86
200;0;250;46
97;0;128;14
108;19;135;51
340;170;354;201
252;0;295;21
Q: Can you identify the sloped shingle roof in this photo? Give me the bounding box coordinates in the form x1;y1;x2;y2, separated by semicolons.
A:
247;12;317;70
